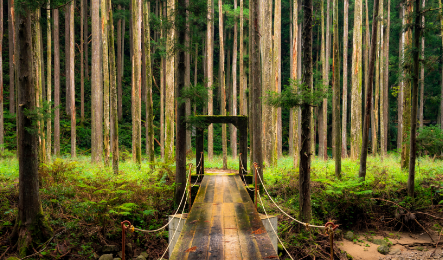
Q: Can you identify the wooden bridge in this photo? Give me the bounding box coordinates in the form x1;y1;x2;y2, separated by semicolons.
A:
170;171;279;259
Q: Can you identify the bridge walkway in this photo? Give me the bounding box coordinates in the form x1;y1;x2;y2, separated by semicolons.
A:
170;172;279;259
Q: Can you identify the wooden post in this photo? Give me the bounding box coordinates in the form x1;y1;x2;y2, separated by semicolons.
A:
196;127;205;176
254;163;258;210
238;118;248;176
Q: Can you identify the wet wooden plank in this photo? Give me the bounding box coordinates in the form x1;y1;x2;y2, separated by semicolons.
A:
222;176;233;203
203;176;216;203
208;203;224;259
244;201;279;259
186;202;213;259
234;174;254;203
170;204;204;260
213;176;224;203
234;202;261;259
227;175;242;203
194;175;210;203
222;203;242;259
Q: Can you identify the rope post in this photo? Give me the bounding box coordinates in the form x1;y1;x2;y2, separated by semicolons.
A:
188;164;192;212
121;220;131;260
324;222;338;260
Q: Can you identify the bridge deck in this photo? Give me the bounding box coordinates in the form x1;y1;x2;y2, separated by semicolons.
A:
170;172;279;260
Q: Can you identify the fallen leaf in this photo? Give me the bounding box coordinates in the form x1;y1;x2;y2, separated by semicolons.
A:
251;228;266;235
185;246;197;252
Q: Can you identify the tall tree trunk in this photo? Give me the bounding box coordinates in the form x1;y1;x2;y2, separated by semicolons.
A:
175;0;187;207
132;0;142;164
109;1;119;174
239;0;246;116
102;0;110;164
250;0;263;188
333;0;341;178
185;0;191;153
160;2;165;159
359;0;379;180
398;3;404;150
70;1;75;158
317;0;324;159
117;6;123;121
54;9;60;157
262;0;273;166
0;0;3;151
379;1;385;157
373;1;383;155
289;0;293;156
143;1;154;164
165;0;175;162
219;0;228;169
8;0;15;115
46;5;51;159
299;0;313;223
364;0;370;139
440;0;443;130
408;0;421;198
84;0;89;81
292;0;300;167
231;0;238;159
207;0;214;160
350;0;363;160
401;2;412;170
342;0;349;158
80;0;85;124
419;0;425;129
65;5;71;116
92;0;103;163
272;0;281;163
382;0;391;155
32;10;45;163
13;7;52;254
320;0;330;160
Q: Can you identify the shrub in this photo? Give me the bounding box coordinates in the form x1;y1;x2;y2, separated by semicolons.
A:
416;125;443;157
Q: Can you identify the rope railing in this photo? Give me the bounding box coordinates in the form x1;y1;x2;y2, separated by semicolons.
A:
252;163;338;260
120;163;194;260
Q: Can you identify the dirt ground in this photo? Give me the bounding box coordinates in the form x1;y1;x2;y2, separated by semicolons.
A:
337;231;442;260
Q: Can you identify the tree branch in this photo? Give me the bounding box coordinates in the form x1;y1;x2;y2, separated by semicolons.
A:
42;0;75;11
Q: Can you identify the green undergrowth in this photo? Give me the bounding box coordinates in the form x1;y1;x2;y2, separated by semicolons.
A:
0;154;193;259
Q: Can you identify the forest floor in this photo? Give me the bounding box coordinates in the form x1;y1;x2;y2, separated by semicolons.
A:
0;151;442;259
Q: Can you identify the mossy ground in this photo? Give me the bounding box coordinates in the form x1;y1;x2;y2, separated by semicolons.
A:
0;151;442;259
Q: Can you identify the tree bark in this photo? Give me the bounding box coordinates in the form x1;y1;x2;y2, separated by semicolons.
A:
219;0;228;169
132;0;142;164
398;3;404;150
84;0;89;81
299;0;313;223
165;0;175;162
419;0;425;130
350;0;362;160
342;0;349;158
70;1;75;158
175;0;187;207
92;0;103;163
262;0;273;166
207;0;214;160
383;0;391;155
0;0;3;151
13;6;52;255
102;0;110;164
54;9;60;157
272;0;281;163
185;0;192;153
239;0;246;117
231;0;238;159
333;0;341;178
401;2;412;170
250;0;263;188
441;0;443;130
160;2;165;159
117;6;122;121
8;0;15;115
292;0;300;167
80;0;85;124
359;0;380;180
408;0;421;198
45;5;51;159
143;1;154;164
65;5;71;116
109;1;119;174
